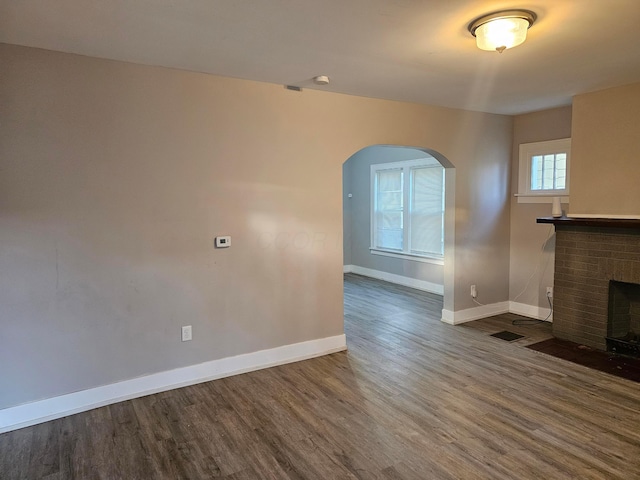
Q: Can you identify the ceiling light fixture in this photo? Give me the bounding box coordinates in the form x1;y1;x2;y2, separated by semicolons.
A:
468;10;536;53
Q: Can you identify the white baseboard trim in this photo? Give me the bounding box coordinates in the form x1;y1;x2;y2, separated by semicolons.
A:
345;265;444;295
441;301;553;325
0;334;347;434
509;301;553;322
343;264;354;274
441;301;510;325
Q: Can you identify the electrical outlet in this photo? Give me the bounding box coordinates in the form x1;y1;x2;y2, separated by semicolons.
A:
546;286;553;298
181;325;192;342
471;285;477;298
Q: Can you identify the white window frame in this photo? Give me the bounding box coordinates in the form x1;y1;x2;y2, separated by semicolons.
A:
516;138;571;203
370;158;444;265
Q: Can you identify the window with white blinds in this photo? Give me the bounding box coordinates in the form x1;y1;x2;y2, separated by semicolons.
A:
374;168;404;250
371;159;444;260
410;166;445;256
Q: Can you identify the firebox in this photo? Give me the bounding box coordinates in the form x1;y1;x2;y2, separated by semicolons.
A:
606;280;640;357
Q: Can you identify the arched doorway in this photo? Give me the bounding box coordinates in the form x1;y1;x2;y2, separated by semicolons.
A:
342;145;455;317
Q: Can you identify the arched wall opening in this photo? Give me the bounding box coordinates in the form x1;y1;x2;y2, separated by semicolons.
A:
343;145;455;315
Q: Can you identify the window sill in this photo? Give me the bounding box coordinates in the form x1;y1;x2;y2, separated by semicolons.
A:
514;194;570;204
369;248;444;265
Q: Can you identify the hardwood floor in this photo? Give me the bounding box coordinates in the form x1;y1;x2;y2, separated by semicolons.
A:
2;273;639;479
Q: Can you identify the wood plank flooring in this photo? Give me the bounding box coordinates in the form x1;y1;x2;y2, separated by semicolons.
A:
459;312;554;347
1;273;639;479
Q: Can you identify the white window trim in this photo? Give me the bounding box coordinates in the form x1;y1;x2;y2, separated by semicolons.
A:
369;248;444;265
517;138;571;204
370;158;444;262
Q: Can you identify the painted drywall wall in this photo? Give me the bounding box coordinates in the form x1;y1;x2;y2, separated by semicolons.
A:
0;44;347;409
0;43;512;409
509;106;572;311
343;146;443;289
571;82;640;217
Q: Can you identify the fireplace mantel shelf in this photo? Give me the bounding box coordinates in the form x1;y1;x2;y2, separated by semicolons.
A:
537;216;640;229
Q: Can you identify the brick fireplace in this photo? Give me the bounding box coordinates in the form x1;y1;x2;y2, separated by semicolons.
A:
538;217;640;351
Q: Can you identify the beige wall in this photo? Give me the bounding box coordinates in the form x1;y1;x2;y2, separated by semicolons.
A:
571;82;640;217
509;106;572;309
0;43;512;409
451;117;512;310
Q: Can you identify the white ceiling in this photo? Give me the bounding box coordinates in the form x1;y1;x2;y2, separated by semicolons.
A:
2;0;640;115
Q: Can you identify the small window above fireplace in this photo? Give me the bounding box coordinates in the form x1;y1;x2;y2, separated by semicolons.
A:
516;138;571;203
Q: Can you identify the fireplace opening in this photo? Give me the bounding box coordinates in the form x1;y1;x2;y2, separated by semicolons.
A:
606;280;640;357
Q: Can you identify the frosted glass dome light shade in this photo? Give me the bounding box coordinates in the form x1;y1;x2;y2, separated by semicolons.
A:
476;17;529;51
469;10;536;53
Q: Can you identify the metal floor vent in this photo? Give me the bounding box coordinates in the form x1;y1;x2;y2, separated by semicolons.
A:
490;330;525;342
